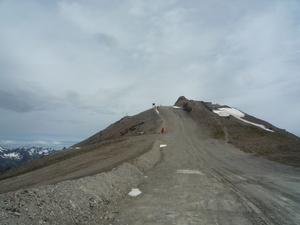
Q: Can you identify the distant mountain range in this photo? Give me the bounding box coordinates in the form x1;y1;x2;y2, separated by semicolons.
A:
0;146;56;171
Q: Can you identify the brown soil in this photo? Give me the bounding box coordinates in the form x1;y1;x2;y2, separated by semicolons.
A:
1;96;299;193
0;108;163;194
174;96;300;168
1;98;300;224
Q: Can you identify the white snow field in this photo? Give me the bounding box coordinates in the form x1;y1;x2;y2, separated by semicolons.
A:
213;107;274;132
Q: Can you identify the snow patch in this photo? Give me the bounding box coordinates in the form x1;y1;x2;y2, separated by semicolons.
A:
28;148;52;155
213;107;274;132
38;149;51;155
176;170;204;175
128;188;142;197
28;148;35;156
3;152;22;160
176;169;204;175
213;107;244;117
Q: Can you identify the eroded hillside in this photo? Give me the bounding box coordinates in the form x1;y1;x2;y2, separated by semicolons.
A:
175;96;300;168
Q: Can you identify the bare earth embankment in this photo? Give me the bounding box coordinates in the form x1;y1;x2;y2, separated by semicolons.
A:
1;96;300;224
105;104;300;225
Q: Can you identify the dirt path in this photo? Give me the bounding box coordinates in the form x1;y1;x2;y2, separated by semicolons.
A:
109;106;300;225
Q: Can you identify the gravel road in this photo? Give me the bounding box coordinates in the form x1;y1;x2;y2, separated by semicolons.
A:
109;106;300;225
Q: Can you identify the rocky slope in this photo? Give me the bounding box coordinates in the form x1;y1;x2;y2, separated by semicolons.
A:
0;107;163;193
0;141;163;225
175;96;300;167
0;96;299;224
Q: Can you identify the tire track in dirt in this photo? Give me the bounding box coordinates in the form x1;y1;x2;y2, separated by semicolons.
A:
178;106;300;225
110;106;300;225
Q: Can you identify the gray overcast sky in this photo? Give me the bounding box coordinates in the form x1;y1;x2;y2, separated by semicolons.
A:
1;0;300;149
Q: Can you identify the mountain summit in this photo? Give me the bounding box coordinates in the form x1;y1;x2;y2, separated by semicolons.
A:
1;96;299;186
1;96;299;183
174;96;300;167
0;96;300;224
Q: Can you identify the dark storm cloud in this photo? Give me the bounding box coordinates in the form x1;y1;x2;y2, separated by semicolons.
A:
0;89;59;113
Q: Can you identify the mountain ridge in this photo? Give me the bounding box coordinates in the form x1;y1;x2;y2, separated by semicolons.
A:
0;146;56;171
175;96;300;167
0;96;300;224
1;95;299;189
0;107;163;193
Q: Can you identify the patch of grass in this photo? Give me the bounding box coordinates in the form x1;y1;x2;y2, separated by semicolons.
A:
211;124;225;139
221;122;300;167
